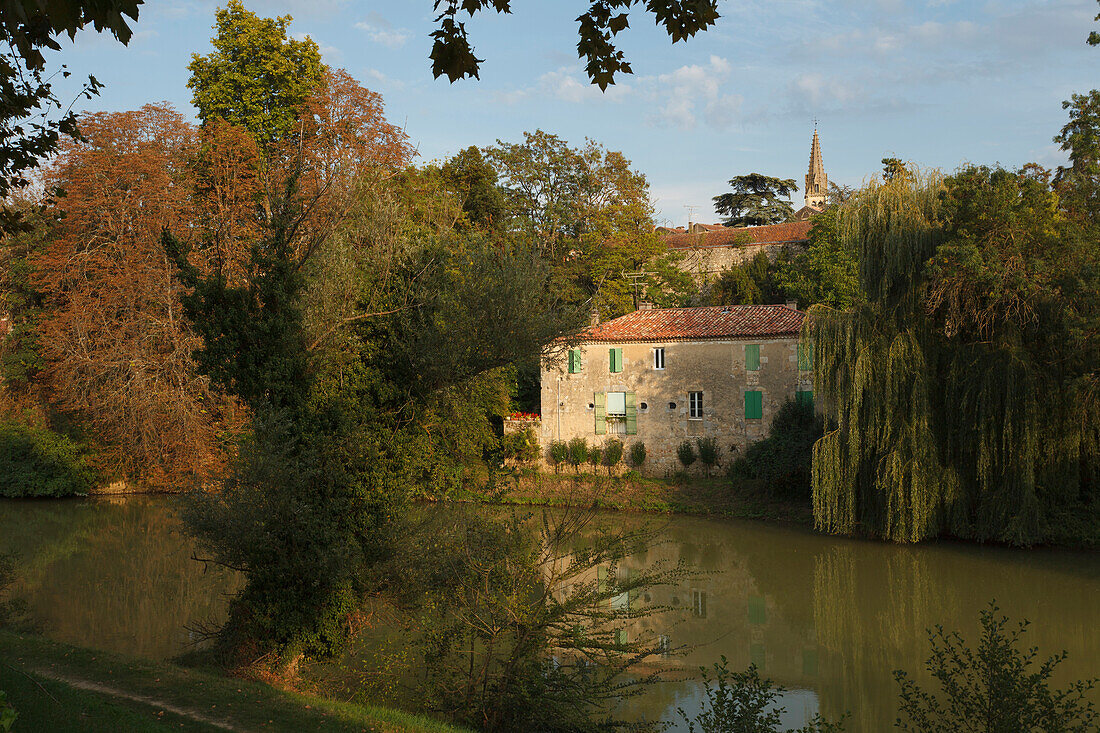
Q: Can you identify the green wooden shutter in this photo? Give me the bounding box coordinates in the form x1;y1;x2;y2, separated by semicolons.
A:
609;347;622;373
597;566;608;593
594;392;606;435
570;348;583;373
624;392;637;435
798;343;814;371
796;390;813;408
745;344;760;371
745;390;763;419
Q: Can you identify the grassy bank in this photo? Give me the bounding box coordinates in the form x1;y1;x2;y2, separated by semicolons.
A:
0;631;468;732
433;470;813;525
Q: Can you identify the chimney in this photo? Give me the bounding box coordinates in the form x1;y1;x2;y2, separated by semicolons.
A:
589;307;600;327
786;300;799;310
637;301;655;311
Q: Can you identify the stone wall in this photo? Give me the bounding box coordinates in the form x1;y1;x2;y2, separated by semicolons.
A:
540;336;812;475
674;242;803;281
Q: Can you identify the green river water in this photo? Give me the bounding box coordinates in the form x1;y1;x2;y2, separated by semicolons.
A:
0;496;1096;731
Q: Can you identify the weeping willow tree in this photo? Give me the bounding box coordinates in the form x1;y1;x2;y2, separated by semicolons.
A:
808;165;1099;545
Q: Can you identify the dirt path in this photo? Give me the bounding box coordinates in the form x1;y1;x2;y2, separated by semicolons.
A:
32;667;240;731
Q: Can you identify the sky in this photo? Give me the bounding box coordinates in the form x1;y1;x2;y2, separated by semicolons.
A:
49;0;1098;226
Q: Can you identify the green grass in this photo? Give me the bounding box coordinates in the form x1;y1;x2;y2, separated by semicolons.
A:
0;631;469;732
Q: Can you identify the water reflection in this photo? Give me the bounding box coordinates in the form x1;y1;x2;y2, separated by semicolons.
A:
0;498;1096;731
0;497;241;660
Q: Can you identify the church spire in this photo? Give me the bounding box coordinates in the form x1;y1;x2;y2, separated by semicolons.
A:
805;126;827;210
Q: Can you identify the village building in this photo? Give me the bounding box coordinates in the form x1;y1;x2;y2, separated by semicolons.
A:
660;129;828;281
540;303;813;474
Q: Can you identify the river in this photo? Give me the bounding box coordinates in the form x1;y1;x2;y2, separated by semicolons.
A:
0;496;1096;731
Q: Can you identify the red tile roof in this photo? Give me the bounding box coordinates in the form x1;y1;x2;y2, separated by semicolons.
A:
575;304;804;343
663;220;812;250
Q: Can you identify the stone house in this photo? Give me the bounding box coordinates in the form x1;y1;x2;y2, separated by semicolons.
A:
540;303;813;474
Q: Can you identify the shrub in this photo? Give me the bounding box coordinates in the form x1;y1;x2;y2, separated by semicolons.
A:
587;445;602;472
677;440;697;470
566;437;588;473
895;603;1099;732
502;427;540;464
548;441;568;473
0;690;15;733
628;441;646;468
731;399;822;500
602;439;624;475
0;420;96;497
678;657;846;733
696;436;720;477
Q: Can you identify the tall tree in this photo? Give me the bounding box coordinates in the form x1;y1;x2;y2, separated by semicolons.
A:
776;207;861;309
187;0;323;148
1054;90;1100;223
440;145;506;230
810;165;1098;545
30;104;240;488
713;173;798;227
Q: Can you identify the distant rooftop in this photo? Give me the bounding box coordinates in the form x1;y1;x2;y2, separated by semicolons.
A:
575;304;804;343
662;221;812;250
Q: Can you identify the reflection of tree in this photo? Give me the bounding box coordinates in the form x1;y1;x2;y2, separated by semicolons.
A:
0;498;240;659
812;542;1100;730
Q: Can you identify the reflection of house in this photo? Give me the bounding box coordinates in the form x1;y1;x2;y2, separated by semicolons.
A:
662;129;828;280
541;303;812;472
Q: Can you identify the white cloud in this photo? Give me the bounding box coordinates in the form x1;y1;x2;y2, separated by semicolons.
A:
538;68;632;103
355;21;410;49
646;55;743;130
365;68;405;90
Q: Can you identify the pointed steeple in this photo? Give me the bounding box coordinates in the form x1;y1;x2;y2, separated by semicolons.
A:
805;126;827;210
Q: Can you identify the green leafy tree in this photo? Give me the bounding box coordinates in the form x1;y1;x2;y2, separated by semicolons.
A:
628;441;646;468
567;436;589;473
707;251;793;306
810;162;1099;545
1054;90;1100;222
713;174;798;227
440;145;506;230
776;208;861;309
731;400;823;501
549;440;569;473
428;0;719;88
895;604;1099;732
188;0;323;147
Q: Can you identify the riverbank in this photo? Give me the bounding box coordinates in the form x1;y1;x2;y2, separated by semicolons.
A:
429;470;814;525
0;630;468;732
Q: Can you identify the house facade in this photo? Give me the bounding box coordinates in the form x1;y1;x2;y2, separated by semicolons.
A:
540;304;813;474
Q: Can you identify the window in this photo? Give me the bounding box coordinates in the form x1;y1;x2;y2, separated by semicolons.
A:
798;343;814;371
568;348;582;373
796;390;814;408
609;347;623;373
692;589;707;618
595;392;637;435
745;344;760;371
745;390;763;419
689;391;703;419
653;347;665;370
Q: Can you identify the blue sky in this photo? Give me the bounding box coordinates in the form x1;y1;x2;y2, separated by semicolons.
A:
50;0;1097;226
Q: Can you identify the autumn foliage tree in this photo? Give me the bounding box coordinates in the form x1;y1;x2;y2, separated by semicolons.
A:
31;104;241;488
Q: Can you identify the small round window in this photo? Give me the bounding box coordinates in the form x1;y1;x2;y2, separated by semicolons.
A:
588;402;594;409
668;401;677;410
640;402;649;411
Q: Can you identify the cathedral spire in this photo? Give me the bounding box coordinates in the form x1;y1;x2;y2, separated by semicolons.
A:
805;126;827;210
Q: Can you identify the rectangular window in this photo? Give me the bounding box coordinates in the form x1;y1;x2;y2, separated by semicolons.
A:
745;390;763;420
604;392;637;435
796;390;814;408
798;343;814;371
568;348;582;373
609;347;623;373
692;589;707;618
745;344;760;371
689;391;703;419
653;347;665;370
